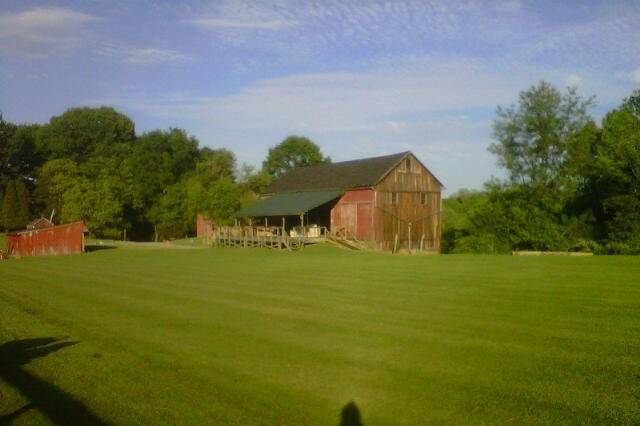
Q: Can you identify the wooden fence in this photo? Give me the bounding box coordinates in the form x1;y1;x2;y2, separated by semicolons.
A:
209;226;329;250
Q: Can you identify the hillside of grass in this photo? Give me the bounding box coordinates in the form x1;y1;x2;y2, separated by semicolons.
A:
1;246;638;425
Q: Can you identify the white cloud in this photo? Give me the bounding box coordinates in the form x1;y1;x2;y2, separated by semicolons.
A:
190;18;296;30
522;11;640;71
631;67;640;84
183;0;640;77
109;56;523;132
185;0;530;56
97;55;526;193
0;7;99;58
96;44;192;65
566;74;584;88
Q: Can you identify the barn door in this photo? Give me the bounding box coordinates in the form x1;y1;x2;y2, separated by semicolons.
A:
356;203;372;240
342;204;357;238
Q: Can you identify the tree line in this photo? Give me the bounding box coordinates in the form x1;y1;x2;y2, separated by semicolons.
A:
0;107;328;240
2;82;638;252
443;83;640;254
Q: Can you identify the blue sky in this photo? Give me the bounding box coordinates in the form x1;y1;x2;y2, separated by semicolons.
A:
1;0;639;193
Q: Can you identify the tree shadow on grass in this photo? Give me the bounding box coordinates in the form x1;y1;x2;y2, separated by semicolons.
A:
0;337;107;425
84;245;117;252
340;401;363;426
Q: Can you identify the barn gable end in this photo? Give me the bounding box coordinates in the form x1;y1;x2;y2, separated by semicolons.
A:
373;153;442;250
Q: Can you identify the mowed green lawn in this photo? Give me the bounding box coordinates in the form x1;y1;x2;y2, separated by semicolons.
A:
0;246;638;425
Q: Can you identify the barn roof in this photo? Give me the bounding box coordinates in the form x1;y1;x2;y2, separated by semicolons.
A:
265;151;413;193
27;217;54;229
236;189;344;217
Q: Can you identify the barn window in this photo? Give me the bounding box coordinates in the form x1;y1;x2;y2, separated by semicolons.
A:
421;192;427;206
405;158;411;171
391;192;399;204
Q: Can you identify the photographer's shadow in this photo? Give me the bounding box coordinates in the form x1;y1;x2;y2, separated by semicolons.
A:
340;401;363;426
0;337;106;425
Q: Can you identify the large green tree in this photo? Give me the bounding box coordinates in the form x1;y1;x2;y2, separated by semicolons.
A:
263;136;329;178
61;173;128;239
195;148;236;185
583;90;640;251
37;107;135;162
490;81;594;188
1;123;40;178
33;159;80;221
1;180;18;230
1;179;30;230
14;178;31;227
0;113;17;181
126;129;199;208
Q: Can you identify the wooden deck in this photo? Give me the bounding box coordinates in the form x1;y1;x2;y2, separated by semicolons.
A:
209;226;327;250
209;225;437;253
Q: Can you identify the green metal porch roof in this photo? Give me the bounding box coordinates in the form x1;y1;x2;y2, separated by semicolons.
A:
236;189;344;217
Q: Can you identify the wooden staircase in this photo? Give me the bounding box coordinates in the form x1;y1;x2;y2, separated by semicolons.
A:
326;228;370;251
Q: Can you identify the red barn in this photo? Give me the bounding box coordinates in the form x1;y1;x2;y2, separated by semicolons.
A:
236;151;443;251
6;221;88;257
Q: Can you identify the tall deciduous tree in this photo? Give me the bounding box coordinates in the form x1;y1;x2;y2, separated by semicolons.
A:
37;107;135;162
14;178;31;227
1;179;30;230
34;159;80;221
588;90;640;249
1;180;18;230
0;113;17;191
196;148;236;185
61;173;127;239
263;136;329;178
490;81;594;187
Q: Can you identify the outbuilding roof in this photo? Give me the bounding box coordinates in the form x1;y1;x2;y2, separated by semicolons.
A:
236;189;344;217
265;151;412;193
27;217;54;229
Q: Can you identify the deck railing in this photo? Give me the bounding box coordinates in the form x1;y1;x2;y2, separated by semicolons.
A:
209;225;329;250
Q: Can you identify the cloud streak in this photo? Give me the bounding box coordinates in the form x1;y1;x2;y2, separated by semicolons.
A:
96;44;192;65
190;18;296;30
184;0;640;77
0;7;99;58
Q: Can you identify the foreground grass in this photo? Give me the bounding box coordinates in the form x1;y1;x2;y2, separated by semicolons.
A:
0;246;638;425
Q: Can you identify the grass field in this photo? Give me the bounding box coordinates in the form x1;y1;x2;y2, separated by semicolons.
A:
1;246;639;425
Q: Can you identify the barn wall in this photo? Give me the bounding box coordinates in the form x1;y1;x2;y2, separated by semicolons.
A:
6;222;87;257
330;189;374;240
196;213;214;238
373;154;442;251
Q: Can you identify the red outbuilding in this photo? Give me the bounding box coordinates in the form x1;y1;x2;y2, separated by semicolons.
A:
6;221;88;257
196;213;215;239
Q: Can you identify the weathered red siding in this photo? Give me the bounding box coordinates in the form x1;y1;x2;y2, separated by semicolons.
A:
330;189;374;240
6;221;87;257
330;154;443;251
196;213;214;238
373;154;442;251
